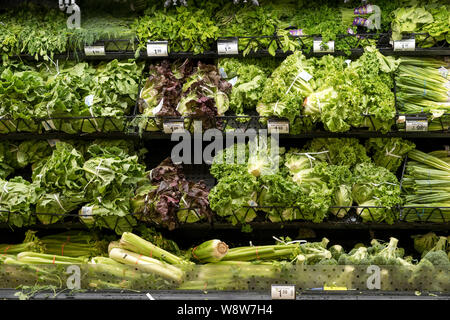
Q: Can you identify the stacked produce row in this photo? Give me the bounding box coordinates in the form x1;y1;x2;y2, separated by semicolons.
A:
0;137;448;233
1;51;449;134
0;230;449;294
0;0;449;297
1;0;448;59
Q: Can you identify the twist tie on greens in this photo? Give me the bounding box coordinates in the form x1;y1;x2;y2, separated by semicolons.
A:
84;159;104;191
53;194;67;212
273;236;306;245
293;151;329;168
89;107;99;129
385;146;401;159
2;182;9;194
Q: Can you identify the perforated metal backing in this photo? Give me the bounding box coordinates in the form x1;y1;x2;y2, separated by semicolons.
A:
0;264;448;293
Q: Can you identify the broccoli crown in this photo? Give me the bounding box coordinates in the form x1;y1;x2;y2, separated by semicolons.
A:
423;250;450;267
338;247;370;265
329;245;344;260
317;258;338;265
369;237;404;265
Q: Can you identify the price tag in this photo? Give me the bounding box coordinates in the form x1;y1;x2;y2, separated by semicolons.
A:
405;118;428;132
268;119;289;134
324;285;348;291
81;206;94;219
228;76;238;86
217;38;239;55
299;70;313;82
163;121;185;134
393;38;415;51
271;285;296;300
84;45;105;56
85;94;94;107
289;29;303;36
47;139;60;148
219;67;228;79
313;39;335;53
438;67;448;79
396;115;406;124
41;120;57;131
147;41;169;57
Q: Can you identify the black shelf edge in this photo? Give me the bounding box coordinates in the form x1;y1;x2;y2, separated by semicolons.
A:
0;288;447;300
14;47;450;61
1;221;448;232
0;131;448;141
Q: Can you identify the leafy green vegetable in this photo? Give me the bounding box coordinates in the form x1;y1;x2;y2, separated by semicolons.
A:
0;176;38;227
351;162;402;224
366;138;415;173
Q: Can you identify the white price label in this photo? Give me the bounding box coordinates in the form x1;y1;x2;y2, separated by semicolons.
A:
147;41;168;57
438;67;448;79
41;120;57;131
405;119;428;132
271;285;296;300
299;70;313;82
81;206;94;219
219;67;228;79
47;139;60;147
84;45;105;56
163;121;185;134
228;76;238;86
85;94;94;107
396;116;406;124
217;39;239;55
268;119;289;134
393;38;415;51
313;39;335;53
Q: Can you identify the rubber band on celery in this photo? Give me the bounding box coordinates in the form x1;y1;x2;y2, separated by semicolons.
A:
1;245;10;256
136;254;142;265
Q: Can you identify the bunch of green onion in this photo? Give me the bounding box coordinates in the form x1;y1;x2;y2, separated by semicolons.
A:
396;57;449;124
401;149;450;222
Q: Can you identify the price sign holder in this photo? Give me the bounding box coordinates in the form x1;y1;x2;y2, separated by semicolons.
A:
147;41;169;57
313;37;335;53
163;120;185;134
217;38;239;55
84;45;105;56
393;37;415;51
271;284;296;300
405;116;428;132
267;119;290;134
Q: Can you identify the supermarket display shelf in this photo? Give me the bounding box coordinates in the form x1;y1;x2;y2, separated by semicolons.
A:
1;220;448;233
16;48;450;61
0;288;447;300
1;130;448;141
11;33;450;61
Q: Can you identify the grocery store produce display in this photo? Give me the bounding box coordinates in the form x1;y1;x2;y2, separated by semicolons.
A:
0;231;448;293
0;0;448;299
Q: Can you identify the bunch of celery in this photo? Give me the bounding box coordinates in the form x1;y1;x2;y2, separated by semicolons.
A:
396;57;449;121
40;231;110;258
107;232;189;284
0;231;44;255
178;261;284;291
87;256;170;290
401;149;450;221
